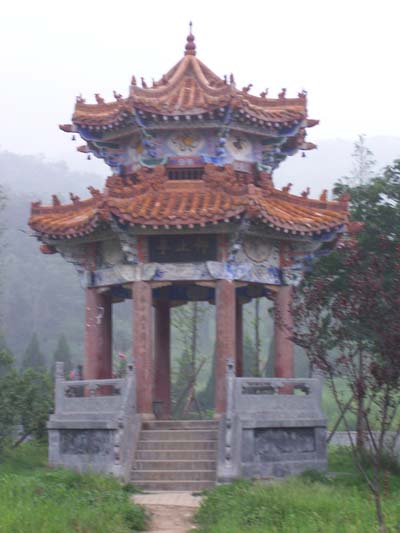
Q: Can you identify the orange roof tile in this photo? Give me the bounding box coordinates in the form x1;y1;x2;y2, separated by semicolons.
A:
71;33;310;130
29;165;348;239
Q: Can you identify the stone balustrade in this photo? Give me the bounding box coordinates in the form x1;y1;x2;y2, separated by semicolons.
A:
48;361;141;481
217;360;327;482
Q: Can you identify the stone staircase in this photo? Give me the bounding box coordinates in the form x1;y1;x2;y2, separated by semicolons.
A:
131;419;218;491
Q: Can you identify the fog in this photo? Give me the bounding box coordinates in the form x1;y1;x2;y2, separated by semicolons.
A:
1;0;400;173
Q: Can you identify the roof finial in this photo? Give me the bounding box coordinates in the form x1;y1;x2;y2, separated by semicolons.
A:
185;21;196;56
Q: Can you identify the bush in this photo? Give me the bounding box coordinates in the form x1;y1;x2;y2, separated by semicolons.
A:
0;349;53;453
195;448;400;532
0;442;148;532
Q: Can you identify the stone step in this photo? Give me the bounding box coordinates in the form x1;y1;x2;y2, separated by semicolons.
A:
131;469;216;481
142;420;219;430
132;480;215;491
136;449;216;461
137;439;217;451
140;429;217;441
134;460;216;471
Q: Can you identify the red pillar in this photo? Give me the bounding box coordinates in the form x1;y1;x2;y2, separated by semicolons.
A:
84;289;113;380
235;300;243;377
215;280;236;414
154;301;171;419
133;281;153;416
274;285;294;378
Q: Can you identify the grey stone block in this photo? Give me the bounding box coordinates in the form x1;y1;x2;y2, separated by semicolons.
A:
217;376;327;481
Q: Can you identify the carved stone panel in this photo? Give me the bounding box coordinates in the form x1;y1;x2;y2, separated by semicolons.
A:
254;428;315;460
60;430;113;456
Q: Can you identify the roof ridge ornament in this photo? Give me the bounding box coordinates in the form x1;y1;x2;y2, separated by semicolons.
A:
185;21;196;56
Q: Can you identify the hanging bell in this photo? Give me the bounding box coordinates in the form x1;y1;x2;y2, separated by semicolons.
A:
302;152;306;158
87;154;91;160
71;135;76;141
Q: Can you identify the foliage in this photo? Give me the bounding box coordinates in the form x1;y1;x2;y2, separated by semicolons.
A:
21;332;46;371
52;334;73;375
243;334;259;376
172;302;209;417
0;442;147;532
0;349;52;452
345;133;376;186
195;448;400;533
292;156;400;532
197;348;216;411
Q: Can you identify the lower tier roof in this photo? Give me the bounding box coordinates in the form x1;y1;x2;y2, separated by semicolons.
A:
29;164;348;239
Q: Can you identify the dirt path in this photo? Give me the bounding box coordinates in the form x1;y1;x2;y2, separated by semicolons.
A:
133;492;202;533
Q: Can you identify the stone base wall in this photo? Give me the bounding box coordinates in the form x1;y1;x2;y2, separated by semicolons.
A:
240;425;326;478
217;376;327;481
49;364;139;482
49;427;117;475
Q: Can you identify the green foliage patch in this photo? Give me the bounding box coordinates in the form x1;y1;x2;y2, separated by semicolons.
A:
195;448;400;533
0;442;147;533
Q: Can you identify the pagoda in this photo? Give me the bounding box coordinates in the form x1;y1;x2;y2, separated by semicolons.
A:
29;28;347;425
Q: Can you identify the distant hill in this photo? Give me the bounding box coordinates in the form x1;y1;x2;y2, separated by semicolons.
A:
0;150;103;201
1;136;400;199
1;137;399;363
275;136;400;196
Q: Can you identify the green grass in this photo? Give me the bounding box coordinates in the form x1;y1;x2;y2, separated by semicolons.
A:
0;442;147;533
195;447;400;533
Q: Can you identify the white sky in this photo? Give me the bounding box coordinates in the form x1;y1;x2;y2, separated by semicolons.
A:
1;0;400;175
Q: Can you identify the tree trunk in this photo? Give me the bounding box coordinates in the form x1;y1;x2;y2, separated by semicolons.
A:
356;350;366;449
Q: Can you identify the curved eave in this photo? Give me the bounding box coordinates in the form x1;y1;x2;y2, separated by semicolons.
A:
67;53;310;131
29;193;346;242
29;198;105;239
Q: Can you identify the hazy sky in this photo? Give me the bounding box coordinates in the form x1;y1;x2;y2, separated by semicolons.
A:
1;0;400;175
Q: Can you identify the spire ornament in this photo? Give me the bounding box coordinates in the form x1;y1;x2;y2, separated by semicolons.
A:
185;21;196;56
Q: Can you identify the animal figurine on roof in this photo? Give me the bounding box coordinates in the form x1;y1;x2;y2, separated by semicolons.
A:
320;189;328;201
301;187;310;198
69;193;80;205
52;195;61;207
278;88;287;99
260;89;269;98
95;93;105;104
282;182;292;193
113;90;122;101
242;84;253;93
88;186;101;198
141;77;148;89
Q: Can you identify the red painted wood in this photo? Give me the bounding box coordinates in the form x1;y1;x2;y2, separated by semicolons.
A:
235;300;243;377
133;281;153;414
215;280;236;414
154;301;171;418
84;289;112;380
274;285;294;378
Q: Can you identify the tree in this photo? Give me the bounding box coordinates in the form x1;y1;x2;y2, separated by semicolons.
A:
0;345;52;453
292;158;400;533
346;134;376;186
21;333;46;371
243;334;258;376
172;302;208;417
52;334;73;375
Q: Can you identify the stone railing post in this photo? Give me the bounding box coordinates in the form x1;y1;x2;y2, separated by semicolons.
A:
224;357;235;465
311;367;325;406
55;362;65;415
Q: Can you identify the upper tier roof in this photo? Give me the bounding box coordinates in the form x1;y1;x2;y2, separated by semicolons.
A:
29;164;348;240
70;31;312;130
